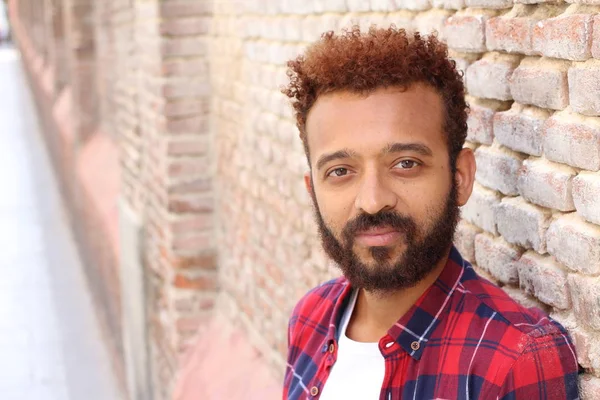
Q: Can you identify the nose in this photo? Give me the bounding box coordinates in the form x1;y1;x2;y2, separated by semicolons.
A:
354;169;397;215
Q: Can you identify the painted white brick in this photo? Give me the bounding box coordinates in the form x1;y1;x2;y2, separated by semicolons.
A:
517;158;576;212
493;104;549;157
517;252;571;309
546;213;600;275
495;196;553;253
573;172;600;225
461;182;502;234
475;144;524;196
475;233;523;284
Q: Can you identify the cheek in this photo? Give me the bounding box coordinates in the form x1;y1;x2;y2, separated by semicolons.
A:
316;192;354;229
396;181;449;222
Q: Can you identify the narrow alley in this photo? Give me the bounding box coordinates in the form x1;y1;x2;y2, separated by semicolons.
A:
0;45;124;399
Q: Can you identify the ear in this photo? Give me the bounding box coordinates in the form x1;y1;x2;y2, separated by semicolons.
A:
304;171;313;195
454;148;477;207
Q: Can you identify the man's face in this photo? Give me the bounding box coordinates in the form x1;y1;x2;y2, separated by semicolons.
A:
304;84;472;294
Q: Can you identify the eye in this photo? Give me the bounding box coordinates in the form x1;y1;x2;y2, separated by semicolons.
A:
394;159;420;169
327;167;349;177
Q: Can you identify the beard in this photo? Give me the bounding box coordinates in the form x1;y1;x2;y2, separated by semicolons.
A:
311;181;460;294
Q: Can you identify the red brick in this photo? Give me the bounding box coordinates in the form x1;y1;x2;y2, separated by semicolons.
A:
517;252;571;309
593;14;600;59
454;220;482;262
475;144;524;195
532;6;594;61
414;9;453;39
517;158;576;211
167;157;210;180
164;115;209;134
467;97;510;145
167;136;210;157
568;59;600;116
159;17;211;37
475;233;523;284
162;99;209;118
573;171;600;225
346;0;371;11
461;182;502;234
485;6;537;55
167;177;212;195
503;286;549;310
314;0;348;12
173;271;218;291
169;214;213;235
396;0;433;11
161;80;210;99
432;0;465;9
445;11;497;53
509;57;570;110
546;213;600;275
382;11;416;32
493;104;549;156
165;250;217;270
568;274;600;329
174;314;212;336
466;0;512;8
569;328;600;368
542;110;600;171
160;37;208;58
580;375;600;399
161;58;208;77
551;314;599;371
448;51;481;82
160;1;212;18
466;53;520;101
495;196;553;253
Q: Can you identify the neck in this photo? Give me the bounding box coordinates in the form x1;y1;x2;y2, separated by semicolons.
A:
345;249;450;343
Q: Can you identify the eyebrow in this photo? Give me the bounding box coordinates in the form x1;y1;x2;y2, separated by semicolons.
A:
382;142;433;157
316;149;358;171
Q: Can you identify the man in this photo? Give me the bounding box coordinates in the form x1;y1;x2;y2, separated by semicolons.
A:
281;26;579;399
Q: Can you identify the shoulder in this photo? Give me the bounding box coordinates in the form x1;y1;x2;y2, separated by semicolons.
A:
456;268;579;396
459;266;568;339
289;277;348;328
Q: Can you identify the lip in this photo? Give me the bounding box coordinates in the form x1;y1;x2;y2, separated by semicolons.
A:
355;228;401;247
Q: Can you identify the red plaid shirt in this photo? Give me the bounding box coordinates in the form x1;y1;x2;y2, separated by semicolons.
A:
283;246;579;400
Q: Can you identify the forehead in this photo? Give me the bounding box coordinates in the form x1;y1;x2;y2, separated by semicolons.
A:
305;84;446;162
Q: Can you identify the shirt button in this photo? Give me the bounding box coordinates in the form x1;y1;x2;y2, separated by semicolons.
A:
411;341;420;351
310;386;319;396
385;342;394;348
329;343;335;353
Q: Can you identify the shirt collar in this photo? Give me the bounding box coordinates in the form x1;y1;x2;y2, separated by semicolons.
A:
326;246;467;360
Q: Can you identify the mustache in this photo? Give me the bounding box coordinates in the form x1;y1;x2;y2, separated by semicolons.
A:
342;210;417;244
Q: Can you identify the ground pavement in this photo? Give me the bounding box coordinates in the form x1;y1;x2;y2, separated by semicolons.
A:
0;44;124;400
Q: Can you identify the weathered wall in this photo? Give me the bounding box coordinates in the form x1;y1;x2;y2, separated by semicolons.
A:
8;0;600;398
7;0;126;395
209;0;600;397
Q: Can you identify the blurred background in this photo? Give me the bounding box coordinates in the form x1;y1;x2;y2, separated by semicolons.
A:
2;0;600;399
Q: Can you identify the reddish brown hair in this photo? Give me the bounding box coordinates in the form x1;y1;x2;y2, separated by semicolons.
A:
282;26;468;169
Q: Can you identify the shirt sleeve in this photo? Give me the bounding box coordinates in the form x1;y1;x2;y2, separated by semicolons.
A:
497;333;580;399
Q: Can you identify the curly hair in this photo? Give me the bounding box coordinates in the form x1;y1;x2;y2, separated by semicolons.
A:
282;26;468;169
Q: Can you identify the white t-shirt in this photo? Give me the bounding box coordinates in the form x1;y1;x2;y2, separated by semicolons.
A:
320;289;386;400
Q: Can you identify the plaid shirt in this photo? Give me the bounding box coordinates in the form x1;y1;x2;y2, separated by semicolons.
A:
283;246;580;400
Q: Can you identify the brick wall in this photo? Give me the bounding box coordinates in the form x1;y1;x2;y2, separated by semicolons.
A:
9;0;600;398
208;0;600;396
